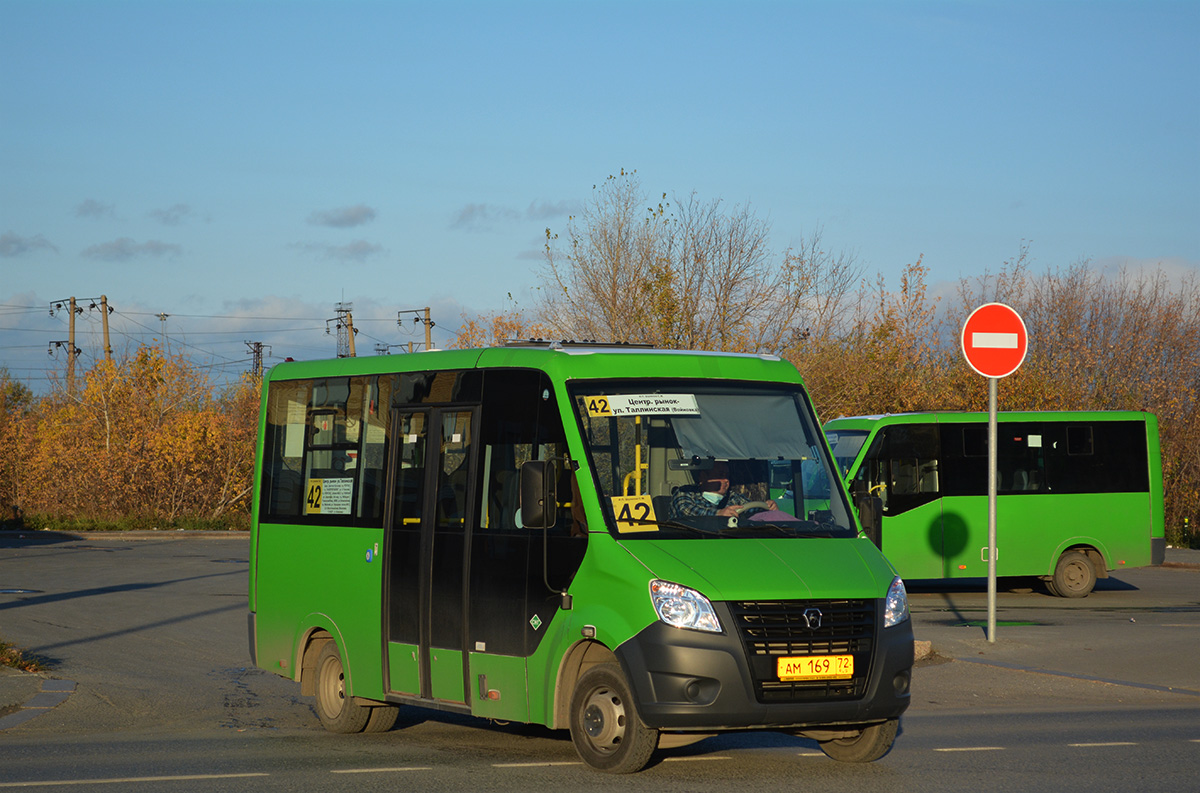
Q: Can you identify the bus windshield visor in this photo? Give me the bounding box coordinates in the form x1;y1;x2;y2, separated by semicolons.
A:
571;384;857;539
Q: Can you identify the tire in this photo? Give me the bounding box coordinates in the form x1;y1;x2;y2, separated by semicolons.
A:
363;703;400;733
819;718;898;763
314;640;371;733
1051;550;1097;598
569;663;658;773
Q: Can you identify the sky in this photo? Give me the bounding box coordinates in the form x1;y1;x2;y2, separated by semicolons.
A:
2;0;1197;390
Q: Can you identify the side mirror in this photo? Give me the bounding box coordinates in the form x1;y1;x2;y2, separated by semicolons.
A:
520;460;557;530
854;493;883;549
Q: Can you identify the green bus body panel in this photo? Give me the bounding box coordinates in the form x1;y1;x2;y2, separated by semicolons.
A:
387;642;419;696
469;652;530;722
874;501;945;579
431;649;465;703
255;523;386;699
250;347;900;730
610;537;896;601
825;410;1163;582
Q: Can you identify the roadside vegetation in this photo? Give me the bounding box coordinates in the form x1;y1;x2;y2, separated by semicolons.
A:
0;636;46;673
2;171;1196;548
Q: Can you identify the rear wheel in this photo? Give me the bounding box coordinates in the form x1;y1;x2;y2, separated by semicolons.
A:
569;663;658;773
819;719;898;763
314;640;371;733
1051;550;1097;598
363;703;399;733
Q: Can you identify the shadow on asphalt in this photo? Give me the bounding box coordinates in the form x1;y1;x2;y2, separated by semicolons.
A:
0;529;83;549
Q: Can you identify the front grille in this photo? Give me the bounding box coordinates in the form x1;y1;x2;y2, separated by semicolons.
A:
729;599;876;703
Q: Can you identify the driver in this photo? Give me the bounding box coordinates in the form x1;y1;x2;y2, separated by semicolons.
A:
671;461;776;518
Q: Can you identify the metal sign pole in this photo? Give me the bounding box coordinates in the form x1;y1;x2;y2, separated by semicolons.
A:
987;376;998;643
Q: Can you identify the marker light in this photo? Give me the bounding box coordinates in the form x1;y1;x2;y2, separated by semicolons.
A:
884;577;910;628
649;580;722;633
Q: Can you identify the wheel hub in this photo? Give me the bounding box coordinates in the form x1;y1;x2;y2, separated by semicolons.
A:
581;687;626;750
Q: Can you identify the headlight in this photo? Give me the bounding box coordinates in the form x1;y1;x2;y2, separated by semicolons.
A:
884;576;910;627
649;580;722;633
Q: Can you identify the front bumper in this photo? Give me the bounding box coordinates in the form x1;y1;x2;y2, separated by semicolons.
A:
615;599;913;731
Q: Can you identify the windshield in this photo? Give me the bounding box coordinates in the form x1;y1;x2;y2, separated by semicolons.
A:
570;381;857;540
825;429;869;477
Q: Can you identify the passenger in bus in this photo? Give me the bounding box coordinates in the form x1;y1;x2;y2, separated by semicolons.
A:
670;461;776;518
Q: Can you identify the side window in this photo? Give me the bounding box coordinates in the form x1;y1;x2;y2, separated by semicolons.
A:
1044;421;1149;494
302;379;361;518
260;376;389;524
854;424;940;515
261;380;310;517
477;371;574;533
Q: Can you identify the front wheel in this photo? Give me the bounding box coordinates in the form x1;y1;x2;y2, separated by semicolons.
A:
819;719;898;763
569;663;658;773
1051;550;1097;598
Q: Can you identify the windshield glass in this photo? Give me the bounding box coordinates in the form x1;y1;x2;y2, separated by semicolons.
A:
825;429;869;477
570;381;857;539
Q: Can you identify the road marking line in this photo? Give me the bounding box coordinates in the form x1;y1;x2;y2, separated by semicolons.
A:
1069;742;1136;748
798;752;825;757
663;756;732;763
331;763;434;767
934;747;1005;752
0;774;269;788
491;762;583;768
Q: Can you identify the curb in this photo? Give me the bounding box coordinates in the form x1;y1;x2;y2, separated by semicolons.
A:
0;678;76;730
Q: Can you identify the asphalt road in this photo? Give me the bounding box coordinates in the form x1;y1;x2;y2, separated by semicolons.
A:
1;531;1197;792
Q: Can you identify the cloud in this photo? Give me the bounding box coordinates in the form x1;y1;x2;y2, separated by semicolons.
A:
149;203;194;226
452;200;578;231
0;231;58;257
525;199;579;220
291;240;383;262
451;203;522;231
1093;255;1199;287
75;199;116;219
307;204;377;228
80;238;182;261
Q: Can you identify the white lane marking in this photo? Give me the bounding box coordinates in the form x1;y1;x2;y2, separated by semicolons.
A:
0;774;269;788
1069;742;1137;747
331;763;434;767
491;762;583;768
663;756;732;763
934;747;1005;752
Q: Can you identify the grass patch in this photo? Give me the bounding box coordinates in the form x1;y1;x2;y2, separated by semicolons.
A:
7;514;249;533
0;638;46;673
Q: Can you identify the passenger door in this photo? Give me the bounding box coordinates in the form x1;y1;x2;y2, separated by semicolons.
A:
383;407;477;704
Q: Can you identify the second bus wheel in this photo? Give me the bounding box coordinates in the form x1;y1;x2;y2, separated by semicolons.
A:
569;663;659;773
1051;550;1097;598
818;718;899;763
314;640;372;733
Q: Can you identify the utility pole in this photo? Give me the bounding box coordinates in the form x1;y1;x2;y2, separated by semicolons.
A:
95;295;113;363
327;303;357;358
48;297;83;395
398;307;435;351
68;297;78;393
245;341;270;380
157;312;170;352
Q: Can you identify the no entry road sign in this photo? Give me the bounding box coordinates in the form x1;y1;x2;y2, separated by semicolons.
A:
961;302;1028;379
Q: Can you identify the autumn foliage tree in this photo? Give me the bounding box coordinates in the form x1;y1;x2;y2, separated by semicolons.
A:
538;170;862;354
5;345;258;529
524;173;1198;545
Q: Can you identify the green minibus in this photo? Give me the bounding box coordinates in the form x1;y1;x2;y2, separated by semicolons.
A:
248;343;913;772
822;411;1165;597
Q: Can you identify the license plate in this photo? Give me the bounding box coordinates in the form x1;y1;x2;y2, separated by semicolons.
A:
777;654;854;681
